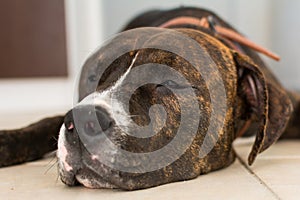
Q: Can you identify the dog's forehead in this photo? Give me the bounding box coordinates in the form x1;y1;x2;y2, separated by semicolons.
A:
96;49;211;93
78;27;225;100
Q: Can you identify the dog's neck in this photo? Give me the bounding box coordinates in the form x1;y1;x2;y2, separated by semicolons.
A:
159;16;280;61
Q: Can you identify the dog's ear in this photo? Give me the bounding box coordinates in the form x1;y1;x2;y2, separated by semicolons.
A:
233;52;293;165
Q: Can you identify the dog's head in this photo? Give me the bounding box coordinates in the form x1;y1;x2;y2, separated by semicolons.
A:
57;7;293;190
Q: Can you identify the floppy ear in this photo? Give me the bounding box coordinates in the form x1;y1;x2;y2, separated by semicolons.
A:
233;52;293;165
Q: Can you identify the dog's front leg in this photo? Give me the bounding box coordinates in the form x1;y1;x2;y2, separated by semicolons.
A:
0;116;64;167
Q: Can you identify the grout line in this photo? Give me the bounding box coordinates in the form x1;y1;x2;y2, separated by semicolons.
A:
236;154;281;200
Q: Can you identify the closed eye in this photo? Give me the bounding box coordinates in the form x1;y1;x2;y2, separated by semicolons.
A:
157;80;197;90
162;80;180;88
88;74;97;82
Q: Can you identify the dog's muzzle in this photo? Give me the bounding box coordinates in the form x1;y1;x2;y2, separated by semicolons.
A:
57;104;120;189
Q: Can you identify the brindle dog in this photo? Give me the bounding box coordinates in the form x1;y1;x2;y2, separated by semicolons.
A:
0;7;299;190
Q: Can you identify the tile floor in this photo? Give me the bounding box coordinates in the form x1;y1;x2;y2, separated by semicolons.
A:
0;112;299;200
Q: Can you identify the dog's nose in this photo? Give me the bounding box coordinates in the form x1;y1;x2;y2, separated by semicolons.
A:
93;108;113;132
64;105;113;136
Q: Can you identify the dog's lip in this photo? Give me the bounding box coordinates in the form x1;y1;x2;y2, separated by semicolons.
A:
59;168;79;186
59;158;119;189
74;167;118;189
58;133;118;188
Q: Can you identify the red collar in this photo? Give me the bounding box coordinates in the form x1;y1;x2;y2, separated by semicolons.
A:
159;16;280;61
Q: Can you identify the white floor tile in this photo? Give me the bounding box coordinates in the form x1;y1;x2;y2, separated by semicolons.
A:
235;138;300;200
0;158;276;200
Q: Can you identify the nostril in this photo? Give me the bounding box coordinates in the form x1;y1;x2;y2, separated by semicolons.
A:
64;105;114;136
82;108;113;136
84;121;97;136
67;122;74;131
64;109;75;132
96;107;113;132
96;110;113;132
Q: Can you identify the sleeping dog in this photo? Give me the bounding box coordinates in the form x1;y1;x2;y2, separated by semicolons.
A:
0;7;299;190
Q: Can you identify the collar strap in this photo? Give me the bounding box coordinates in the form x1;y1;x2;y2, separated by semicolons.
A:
159;16;280;61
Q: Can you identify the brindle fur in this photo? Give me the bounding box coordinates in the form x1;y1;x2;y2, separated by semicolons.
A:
119;7;296;165
0;116;64;167
0;7;299;190
73;29;237;189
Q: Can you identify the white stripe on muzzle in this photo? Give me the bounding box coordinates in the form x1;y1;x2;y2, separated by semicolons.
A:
77;52;140;131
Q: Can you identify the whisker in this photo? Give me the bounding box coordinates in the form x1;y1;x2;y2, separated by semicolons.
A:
55;167;60;184
52;136;58;142
44;151;57;166
44;158;58;175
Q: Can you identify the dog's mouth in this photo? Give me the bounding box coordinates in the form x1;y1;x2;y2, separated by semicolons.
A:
59;157;119;189
75;167;118;189
57;124;121;189
57;102;119;189
60;164;119;189
57;100;143;190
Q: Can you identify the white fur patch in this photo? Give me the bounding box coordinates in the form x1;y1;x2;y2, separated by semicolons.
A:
110;52;139;91
77;53;140;132
75;175;117;189
57;125;73;172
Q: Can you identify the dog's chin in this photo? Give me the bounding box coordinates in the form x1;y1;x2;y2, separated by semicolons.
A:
75;167;118;189
57;125;120;189
58;148;120;189
59;160;119;189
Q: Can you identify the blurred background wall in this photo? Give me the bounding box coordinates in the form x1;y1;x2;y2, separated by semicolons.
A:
0;0;299;114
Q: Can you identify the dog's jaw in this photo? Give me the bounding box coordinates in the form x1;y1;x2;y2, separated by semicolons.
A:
57;124;120;189
75;174;117;189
